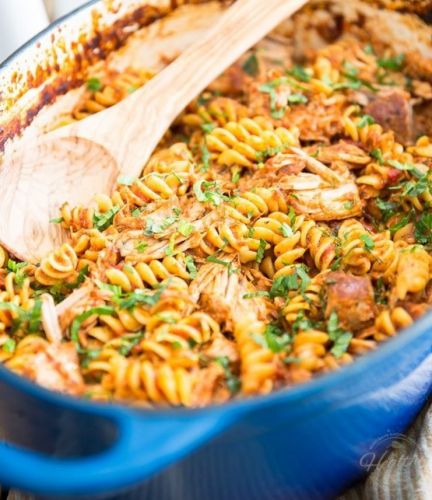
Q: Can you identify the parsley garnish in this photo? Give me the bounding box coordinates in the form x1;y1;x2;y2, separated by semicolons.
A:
357;115;375;128
0;300;42;334
115;283;168;310
144;209;179;236
118;332;145;356
376;198;398;222
360;233;375;252
7;259;28;286
371;148;384;165
242;53;259;76
178;220;194;238
216;356;240;394
280;223;293;237
414;212;432;246
2;338;16;354
70;306;116;344
255;144;289;161
262;323;291;353
193;180;230;206
136;242;148;253
327;311;352;358
93;206;120;231
200;142;211;172
185;255;198;279
49;217;64;224
377;53;405;71
287;93;308;104
201;123;216;134
259;80;287;119
117;175;136;186
269;266;310;299
286;64;310;82
86;77;102;91
256;239;267;263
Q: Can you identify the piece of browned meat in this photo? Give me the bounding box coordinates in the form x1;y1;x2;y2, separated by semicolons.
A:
364;88;413;144
324;271;376;331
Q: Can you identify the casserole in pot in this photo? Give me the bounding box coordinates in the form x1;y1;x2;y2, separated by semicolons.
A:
0;1;431;498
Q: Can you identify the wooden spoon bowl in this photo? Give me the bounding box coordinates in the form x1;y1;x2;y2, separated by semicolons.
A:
0;0;308;263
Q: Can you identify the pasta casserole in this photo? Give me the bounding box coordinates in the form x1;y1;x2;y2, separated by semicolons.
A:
0;1;432;407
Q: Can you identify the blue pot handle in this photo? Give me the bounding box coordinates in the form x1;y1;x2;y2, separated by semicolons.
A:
0;404;236;497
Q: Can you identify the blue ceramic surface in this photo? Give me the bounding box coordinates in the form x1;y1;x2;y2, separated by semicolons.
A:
0;3;431;499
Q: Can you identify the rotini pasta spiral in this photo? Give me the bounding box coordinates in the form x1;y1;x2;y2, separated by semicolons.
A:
35;244;78;286
207;116;300;168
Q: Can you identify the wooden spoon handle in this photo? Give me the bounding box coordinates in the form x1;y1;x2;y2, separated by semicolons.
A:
62;0;308;177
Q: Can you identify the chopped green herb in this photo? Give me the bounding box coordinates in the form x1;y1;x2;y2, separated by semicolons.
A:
86;77;102;92
376;198;398;222
280;223;293;237
255;144;289;162
7;259;28;287
96;281;122;297
287;93;308;104
70;306;116;344
216;356;240;394
79;348;102;368
93;206;120;231
0;300;42;334
136;242;148;253
377;53;405;71
371;148;384;165
287;64;310;82
201;123;216;134
231;168;241;184
131;208;141;217
185;255;198;279
269;266;310;299
390;211;412;235
262;323;291;353
144;209;179;236
327;311;352;358
118;332;145;356
171;341;183;350
256;239;267;263
414;212;432;246
374;277;387;305
343;201;354;210
115;283;168;311
117;175;136;186
243;291;270;299
342;60;359;78
178;220;194;238
357;115;375;128
49;217;64;224
3;338;16;353
193;180;230;207
242;53;259;76
200;142;211;172
259;80;287;119
360;233;375;251
364;43;375;55
292;311;315;333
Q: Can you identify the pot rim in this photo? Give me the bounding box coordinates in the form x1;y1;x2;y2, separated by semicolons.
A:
0;0;98;70
0;0;430;418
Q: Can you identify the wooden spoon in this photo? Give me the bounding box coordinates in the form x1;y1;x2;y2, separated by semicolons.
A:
0;0;307;263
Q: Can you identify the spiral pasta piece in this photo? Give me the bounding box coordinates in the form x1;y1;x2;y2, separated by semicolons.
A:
207;116;300;168
182;97;249;128
35;244;78;286
234;316;276;395
374;307;414;341
93;353;196;406
106;256;191;291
